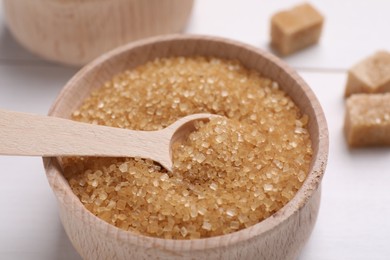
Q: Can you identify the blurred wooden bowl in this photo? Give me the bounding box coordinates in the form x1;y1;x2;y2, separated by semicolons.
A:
43;35;328;260
2;0;194;66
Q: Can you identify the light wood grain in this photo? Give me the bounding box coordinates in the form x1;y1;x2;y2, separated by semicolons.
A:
0;110;213;171
43;35;328;260
2;0;194;66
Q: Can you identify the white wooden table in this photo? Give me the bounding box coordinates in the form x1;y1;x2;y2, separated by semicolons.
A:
1;1;390;259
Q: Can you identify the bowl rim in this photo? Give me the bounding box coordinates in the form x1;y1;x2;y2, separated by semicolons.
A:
44;34;328;251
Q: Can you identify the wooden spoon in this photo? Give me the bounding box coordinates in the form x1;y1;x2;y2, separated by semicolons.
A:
0;109;215;171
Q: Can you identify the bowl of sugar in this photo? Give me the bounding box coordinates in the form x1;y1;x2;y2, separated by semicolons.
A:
44;34;328;260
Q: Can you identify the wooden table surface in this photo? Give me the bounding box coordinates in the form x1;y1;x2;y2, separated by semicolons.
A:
1;0;390;259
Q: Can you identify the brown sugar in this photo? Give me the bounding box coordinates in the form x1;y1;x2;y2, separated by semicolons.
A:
345;51;390;97
270;3;324;56
344;93;390;147
62;56;313;239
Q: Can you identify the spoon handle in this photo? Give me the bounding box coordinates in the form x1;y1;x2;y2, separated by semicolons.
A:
0;109;170;162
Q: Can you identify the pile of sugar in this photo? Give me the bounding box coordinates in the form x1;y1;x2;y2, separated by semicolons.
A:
63;56;312;239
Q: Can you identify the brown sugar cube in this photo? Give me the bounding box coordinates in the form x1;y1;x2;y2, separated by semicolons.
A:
270;3;324;56
344;93;390;147
345;51;390;97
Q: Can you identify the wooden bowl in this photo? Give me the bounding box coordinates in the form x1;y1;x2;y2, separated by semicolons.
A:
2;0;194;66
43;35;328;260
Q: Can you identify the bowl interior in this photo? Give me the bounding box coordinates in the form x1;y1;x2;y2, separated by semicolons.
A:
45;35;328;248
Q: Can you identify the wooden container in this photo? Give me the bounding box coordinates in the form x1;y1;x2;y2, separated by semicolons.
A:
2;0;194;66
43;35;328;260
